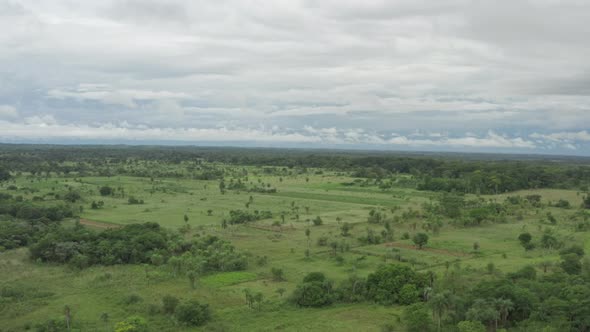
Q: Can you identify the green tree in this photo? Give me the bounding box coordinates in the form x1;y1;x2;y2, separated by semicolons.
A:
99;186;113;196
466;299;500;330
412;233;429;249
399;284;419;305
176;300;211;326
457;320;486;332
430;290;454;331
187;270;198;289
341;222;352;236
404;303;434;332
312;216;323;226
271;267;285;281
366;264;426;305
518;232;534;250
291;272;334;307
560;253;582;274
0;168;11;182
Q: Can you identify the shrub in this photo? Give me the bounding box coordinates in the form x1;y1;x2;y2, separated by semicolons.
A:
99;186;113;196
366;265;427;305
114;316;148;332
122;294;143;305
312;216;323;226
176;300;211;326
291;272;334;307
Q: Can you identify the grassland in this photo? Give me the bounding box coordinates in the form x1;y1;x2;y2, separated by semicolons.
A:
1;164;589;331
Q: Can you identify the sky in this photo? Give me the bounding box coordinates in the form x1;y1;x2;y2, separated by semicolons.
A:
1;0;589;155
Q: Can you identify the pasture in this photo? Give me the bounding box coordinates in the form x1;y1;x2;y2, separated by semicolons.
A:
1;159;589;331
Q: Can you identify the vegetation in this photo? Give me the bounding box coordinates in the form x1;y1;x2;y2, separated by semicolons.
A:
1;145;590;331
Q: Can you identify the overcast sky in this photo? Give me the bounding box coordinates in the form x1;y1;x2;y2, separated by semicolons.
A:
1;0;589;155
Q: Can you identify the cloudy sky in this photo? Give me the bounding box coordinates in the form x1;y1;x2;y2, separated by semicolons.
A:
1;0;590;155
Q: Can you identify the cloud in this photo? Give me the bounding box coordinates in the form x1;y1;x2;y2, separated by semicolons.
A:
47;85;190;108
0;1;589;154
531;131;590;142
0;105;18;118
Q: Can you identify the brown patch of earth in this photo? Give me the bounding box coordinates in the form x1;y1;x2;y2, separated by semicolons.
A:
384;242;470;257
79;218;121;229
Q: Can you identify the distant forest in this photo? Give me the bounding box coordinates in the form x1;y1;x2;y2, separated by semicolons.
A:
1;144;589;195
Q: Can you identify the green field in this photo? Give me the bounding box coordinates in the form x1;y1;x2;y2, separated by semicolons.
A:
1;153;590;331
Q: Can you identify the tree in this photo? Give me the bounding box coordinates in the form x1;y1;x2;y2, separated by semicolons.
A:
291;272;334;307
399;284;419;305
404;303;434;332
494;298;513;327
0;168;11;182
187;270;198;289
559;245;584;275
64;305;71;331
540;232;559;249
183;214;189;223
430;290;454;331
466;299;500;330
518;232;532;245
457;321;486;332
413;233;429;249
312;216;323;226
539;261;552;273
561;253;582;274
99;186;113;196
518;232;534;251
253;292;264;311
366;264;426;305
271;267;285;281
176;300;211;326
276;288;286;297
341;222;351;236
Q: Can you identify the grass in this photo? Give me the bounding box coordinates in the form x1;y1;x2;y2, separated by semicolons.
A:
1;165;589;331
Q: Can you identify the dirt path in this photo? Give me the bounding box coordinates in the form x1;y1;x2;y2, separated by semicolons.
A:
245;224;296;233
384;242;470;257
79;218;121;229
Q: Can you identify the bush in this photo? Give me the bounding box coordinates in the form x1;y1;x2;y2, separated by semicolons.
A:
271;267;285;281
114;316;148;332
63;191;81;203
128;197;144;205
312;216;323;226
99;186;113;196
122;294;143;305
291;272;334;307
412;233;429;249
457;320;486;332
366;265;427;305
176;300;211;326
404;303;433;332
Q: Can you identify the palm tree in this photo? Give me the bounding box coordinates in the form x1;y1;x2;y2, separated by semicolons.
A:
430;290;453;331
494;298;513;327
